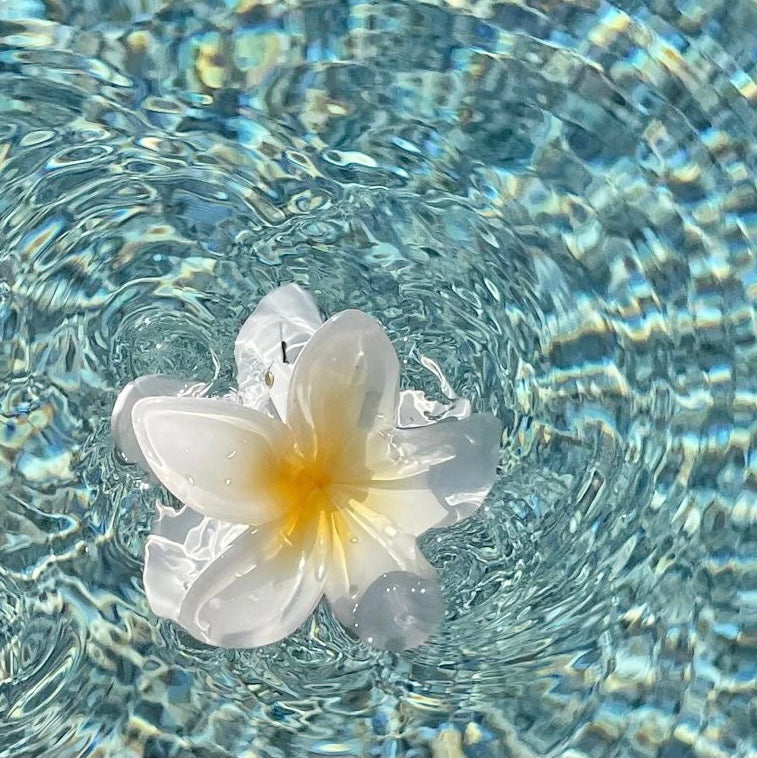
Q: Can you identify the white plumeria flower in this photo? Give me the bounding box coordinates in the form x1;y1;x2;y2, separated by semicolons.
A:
112;285;501;651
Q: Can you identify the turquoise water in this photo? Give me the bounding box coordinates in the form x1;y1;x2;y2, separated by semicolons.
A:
1;0;757;755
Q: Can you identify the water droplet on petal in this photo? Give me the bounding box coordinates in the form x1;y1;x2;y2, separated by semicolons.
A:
225;478;231;486
352;572;444;652
187;475;195;486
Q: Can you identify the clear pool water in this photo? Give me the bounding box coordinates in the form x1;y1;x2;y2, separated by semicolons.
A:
1;0;757;756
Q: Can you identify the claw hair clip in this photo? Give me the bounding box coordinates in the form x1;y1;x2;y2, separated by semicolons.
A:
113;285;500;651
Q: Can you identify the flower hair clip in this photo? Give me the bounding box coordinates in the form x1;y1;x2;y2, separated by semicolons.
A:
112;285;501;651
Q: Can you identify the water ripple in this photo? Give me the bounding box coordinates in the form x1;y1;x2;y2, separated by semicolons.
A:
1;0;757;755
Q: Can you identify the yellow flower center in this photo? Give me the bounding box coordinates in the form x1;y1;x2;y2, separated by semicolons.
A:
263;449;344;540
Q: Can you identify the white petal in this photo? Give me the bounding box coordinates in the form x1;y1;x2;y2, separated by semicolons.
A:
358;479;448;536
234;284;323;414
143;505;247;622
287;310;400;480
132;396;293;525
396;352;471;426
392;414;502;525
111;374;208;473
175;516;329;647
324;501;435;627
397;389;471;427
324;491;446;649
352;571;444;651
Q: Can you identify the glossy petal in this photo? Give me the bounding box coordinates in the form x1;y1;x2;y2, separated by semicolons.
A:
397;389;471;427
396;352;471;426
324;499;436;628
234;284;322;415
111;374;207;473
176;515;329;647
392;414;502;525
132;396;293;525
352;571;444;651
144;505;247;622
359;478;448;536
287;310;399;480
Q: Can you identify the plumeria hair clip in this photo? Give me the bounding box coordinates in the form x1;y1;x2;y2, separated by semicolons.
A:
112;285;501;651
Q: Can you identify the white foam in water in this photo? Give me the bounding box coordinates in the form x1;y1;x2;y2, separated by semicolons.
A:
1;0;756;755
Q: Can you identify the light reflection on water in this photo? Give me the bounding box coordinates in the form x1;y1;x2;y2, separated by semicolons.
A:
1;0;757;755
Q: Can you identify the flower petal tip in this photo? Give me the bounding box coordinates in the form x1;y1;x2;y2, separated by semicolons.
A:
112;374;204;473
351;571;444;652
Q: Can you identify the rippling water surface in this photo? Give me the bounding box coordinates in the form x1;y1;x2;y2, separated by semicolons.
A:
1;0;757;755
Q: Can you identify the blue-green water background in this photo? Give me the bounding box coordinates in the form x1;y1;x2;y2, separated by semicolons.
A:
1;0;757;755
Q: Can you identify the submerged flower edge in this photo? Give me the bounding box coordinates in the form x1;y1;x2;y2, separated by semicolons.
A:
114;285;501;650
